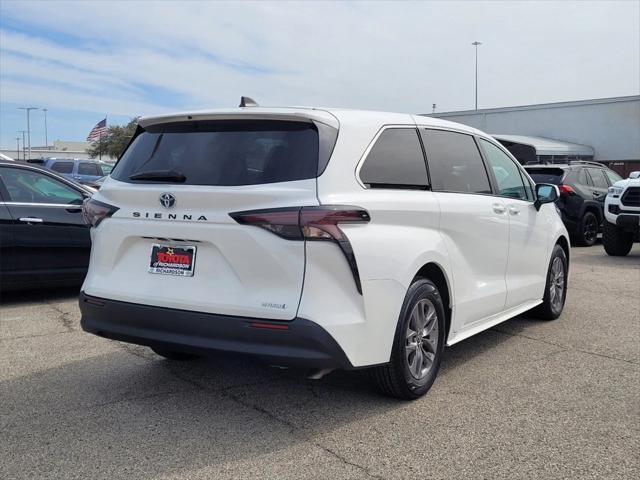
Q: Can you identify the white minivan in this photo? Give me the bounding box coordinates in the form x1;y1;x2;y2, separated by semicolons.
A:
80;105;569;399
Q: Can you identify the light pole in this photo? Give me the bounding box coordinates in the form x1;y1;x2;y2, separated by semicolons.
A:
471;41;482;110
18;107;38;160
42;108;49;148
16;137;21;160
432;103;436;114
18;130;26;161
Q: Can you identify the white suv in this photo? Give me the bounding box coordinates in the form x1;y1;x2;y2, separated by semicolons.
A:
80;105;569;399
603;171;640;256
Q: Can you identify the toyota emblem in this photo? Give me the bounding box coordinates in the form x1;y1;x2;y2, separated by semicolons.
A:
159;193;176;209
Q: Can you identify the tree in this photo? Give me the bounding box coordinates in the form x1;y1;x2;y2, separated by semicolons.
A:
87;117;140;159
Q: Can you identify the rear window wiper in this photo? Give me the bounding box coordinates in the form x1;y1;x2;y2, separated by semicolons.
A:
129;170;186;182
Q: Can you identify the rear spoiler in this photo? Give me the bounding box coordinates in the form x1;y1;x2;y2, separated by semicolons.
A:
138;108;339;130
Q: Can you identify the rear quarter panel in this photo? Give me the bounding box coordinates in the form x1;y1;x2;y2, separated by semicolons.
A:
307;113;454;366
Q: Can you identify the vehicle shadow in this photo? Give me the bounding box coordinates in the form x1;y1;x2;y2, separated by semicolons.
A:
1;324;517;479
0;286;81;306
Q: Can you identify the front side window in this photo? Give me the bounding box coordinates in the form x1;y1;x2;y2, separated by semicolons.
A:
0;167;83;204
78;162;101;176
605;169;622;185
587;168;609;189
49;161;74;174
479;139;531;201
359;128;428;189
420;129;491;194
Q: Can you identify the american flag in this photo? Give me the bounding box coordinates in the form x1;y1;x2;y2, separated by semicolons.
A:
86;118;107;142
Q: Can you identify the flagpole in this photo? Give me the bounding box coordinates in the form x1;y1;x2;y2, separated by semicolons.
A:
102;115;107;161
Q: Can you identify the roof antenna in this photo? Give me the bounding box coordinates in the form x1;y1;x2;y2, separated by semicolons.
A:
239;96;258;107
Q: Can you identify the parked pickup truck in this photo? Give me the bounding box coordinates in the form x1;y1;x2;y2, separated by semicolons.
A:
603;171;640;256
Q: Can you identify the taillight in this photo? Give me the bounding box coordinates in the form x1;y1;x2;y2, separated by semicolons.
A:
230;208;303;240
230;206;370;293
558;184;574;195
82;198;119;227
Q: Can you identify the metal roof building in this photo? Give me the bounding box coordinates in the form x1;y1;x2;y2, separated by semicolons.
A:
491;134;595;165
425;95;640;176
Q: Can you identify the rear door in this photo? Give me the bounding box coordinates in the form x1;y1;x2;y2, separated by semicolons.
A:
0;165;90;279
420;129;510;328
84;119;334;320
0;184;15;282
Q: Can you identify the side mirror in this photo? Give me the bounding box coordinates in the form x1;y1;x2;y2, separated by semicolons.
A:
534;183;559;211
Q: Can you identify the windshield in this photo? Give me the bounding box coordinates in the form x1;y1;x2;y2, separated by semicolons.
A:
111;120;322;186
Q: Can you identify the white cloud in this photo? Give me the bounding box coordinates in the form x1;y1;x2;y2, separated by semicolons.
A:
1;0;638;128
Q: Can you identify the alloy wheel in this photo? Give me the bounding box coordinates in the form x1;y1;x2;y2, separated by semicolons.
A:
549;256;565;311
584;215;598;244
405;299;439;380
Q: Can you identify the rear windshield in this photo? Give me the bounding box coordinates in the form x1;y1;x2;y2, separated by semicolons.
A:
525;168;565;185
111;120;325;186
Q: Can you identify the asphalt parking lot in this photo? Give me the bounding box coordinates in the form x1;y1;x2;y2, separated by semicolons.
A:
1;244;638;480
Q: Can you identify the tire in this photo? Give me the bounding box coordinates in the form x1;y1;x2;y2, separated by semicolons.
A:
602;220;633;256
369;278;446;400
575;211;598;246
151;347;198;361
531;244;568;320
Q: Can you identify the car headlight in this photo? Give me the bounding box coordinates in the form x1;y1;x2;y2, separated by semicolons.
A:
608;186;624;195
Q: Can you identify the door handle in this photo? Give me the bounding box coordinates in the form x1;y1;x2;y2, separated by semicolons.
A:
508;206;520;215
492;203;506;214
19;217;44;224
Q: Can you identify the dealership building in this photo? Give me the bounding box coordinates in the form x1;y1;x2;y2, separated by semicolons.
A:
427;95;640;177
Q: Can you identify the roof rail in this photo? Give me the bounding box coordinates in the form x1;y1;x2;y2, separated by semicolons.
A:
567;160;606;167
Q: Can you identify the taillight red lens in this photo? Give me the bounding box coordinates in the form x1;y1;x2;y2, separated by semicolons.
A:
230;208;303;239
82;198;119;227
300;207;370;241
559;184;574;194
229;206;370;293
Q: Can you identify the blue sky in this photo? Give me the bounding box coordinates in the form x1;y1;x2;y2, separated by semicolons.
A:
1;0;639;151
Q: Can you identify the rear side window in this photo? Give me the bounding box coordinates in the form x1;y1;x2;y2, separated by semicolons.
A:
577;168;594;186
420;129;491;194
587;168;608;188
359;128;428;189
49;161;74;174
78;162;101;176
526;168;565;185
111;120;329;186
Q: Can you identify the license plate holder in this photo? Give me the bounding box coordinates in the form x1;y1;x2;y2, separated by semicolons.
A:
148;244;196;277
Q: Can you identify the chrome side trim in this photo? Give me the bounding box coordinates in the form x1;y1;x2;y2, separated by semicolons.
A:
0;201;82;209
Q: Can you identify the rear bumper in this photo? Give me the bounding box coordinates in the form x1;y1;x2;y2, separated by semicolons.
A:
79;292;353;369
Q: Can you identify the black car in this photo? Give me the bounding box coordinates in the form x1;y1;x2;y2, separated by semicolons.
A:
524;161;623;246
0;161;94;291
